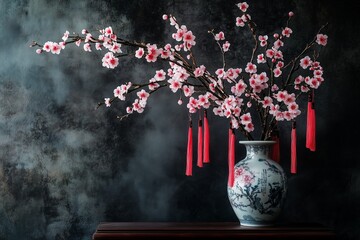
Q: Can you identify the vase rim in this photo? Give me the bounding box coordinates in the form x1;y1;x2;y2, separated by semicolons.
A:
239;140;276;145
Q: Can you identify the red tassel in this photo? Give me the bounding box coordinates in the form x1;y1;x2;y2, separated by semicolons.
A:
186;120;193;176
291;121;297;174
203;110;210;163
306;91;316;151
228;126;235;187
197;119;203;168
270;129;280;163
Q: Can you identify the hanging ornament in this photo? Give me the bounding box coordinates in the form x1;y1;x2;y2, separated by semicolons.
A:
291;121;297;174
306;90;316;151
203;110;210;163
228;124;235;187
186;120;193;176
197;119;203;168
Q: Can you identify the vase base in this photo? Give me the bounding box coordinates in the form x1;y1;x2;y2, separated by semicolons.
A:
240;221;275;227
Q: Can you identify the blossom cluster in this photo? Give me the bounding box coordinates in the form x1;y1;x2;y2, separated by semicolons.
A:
31;2;328;140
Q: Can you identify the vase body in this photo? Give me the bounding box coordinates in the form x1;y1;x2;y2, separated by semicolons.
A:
227;141;287;227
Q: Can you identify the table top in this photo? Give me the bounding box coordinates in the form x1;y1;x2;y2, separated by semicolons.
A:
92;222;337;240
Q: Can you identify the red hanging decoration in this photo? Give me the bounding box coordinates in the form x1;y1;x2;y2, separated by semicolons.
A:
197;119;203;168
306;90;316;151
291;121;297;174
203;110;210;163
270;128;280;163
186;120;193;176
228;125;235;187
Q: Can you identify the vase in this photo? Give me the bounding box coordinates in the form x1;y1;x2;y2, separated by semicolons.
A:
227;140;287;227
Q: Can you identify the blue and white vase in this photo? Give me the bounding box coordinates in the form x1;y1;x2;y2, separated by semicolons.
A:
227;140;287;227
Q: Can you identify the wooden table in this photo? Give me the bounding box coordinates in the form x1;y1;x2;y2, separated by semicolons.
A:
92;222;337;239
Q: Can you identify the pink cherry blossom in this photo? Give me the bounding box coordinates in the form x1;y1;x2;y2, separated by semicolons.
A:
245;62;257;73
301;85;310;92
273;67;282;77
244;122;254;132
316;34;328;46
215;31;225;41
223;41;230;52
154;69;166;81
236;17;245;27
274;39;284;49
289;11;294;17
257;54;266;64
110;42;122;53
266;49;274;58
215;68;225;78
237;2;249;12
258;35;268;47
51;43;61;54
294;75;304;84
95;43;102;50
36;49;42;54
113;86;123;99
126;107;133;114
104;27;113;36
276;61;284;68
168;78;182;93
287;102;299;112
282;27;293;38
135;48;144;58
231;80;247;96
83;43;91;52
194;65;206;77
104;98;111;107
137;89;150;100
240;113;252;125
300;56;312;69
43;41;53;52
148;78;160;91
62;31;69;41
262;96;273;108
162;14;168;20
102;52;119;69
81;29;88;35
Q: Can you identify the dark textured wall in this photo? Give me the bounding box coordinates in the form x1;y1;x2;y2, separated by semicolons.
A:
0;0;359;239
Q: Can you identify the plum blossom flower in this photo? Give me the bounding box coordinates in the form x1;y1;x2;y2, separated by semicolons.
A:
316;34;328;46
83;43;91;52
62;31;69;41
223;41;230;52
43;41;52;52
236;17;245;27
104;98;111;107
214;31;225;41
245;62;257;73
135;47;144;58
51;42;61;54
102;52;119;69
194;65;206;77
300;56;312;69
237;2;249;12
257;54;266;64
282;27;293;37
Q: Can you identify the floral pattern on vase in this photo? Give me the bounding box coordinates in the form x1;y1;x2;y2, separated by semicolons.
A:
227;141;287;227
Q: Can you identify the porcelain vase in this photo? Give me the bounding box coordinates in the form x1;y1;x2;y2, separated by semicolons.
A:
227;140;287;226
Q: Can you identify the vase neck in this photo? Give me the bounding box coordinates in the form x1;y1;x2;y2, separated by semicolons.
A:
240;141;274;158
